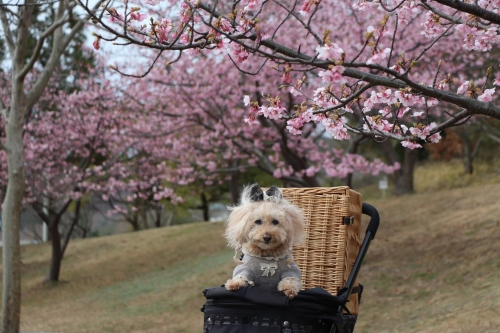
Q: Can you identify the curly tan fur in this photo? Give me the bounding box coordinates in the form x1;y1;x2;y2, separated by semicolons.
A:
224;185;306;298
277;277;302;299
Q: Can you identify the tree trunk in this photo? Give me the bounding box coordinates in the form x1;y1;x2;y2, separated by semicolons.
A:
61;199;81;257
344;136;365;188
455;127;473;174
394;148;418;195
463;142;474;174
1;0;88;329
229;172;240;205
200;192;210;222
455;127;481;175
381;141;418;195
45;223;62;283
155;208;162;228
279;137;320;187
130;213;140;231
1;127;25;333
141;206;149;230
1;6;33;330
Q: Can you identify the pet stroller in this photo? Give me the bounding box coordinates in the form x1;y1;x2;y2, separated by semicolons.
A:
201;187;380;333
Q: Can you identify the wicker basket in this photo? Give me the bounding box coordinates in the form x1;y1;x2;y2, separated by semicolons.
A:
280;187;362;315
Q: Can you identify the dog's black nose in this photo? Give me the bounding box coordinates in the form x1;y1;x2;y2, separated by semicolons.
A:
263;233;272;243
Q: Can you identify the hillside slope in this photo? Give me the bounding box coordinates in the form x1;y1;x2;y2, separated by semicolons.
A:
2;183;500;333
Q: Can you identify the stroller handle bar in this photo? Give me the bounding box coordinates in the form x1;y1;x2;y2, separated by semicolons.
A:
335;202;380;332
362;202;380;240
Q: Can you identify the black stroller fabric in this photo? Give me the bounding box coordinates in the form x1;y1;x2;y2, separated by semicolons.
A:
201;286;357;333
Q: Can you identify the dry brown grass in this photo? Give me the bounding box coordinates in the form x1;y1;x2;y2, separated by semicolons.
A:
356;183;500;333
11;222;234;333
414;158;500;193
1;181;499;333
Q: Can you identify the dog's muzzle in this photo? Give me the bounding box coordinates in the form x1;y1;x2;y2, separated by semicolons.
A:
262;233;272;244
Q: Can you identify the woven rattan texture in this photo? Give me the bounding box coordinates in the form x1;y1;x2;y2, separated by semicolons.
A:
280;187;362;314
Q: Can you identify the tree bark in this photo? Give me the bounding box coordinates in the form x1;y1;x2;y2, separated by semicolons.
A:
462;140;474;174
455;127;473;174
455;127;482;175
229;172;240;205
1;4;33;331
1;124;25;332
393;148;418;195
45;222;62;283
344;135;365;188
141;206;149;229
200;192;210;222
381;141;418;195
155;207;162;228
130;212;140;231
61;199;81;258
1;1;91;329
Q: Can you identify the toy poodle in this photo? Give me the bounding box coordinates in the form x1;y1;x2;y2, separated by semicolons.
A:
224;184;306;298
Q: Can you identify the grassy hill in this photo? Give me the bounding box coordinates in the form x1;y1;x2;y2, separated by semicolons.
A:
2;175;500;332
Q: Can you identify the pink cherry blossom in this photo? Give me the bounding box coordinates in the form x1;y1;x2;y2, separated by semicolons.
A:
457;81;470;94
130;12;147;21
83;0;500;155
421;12;446;38
93;37;100;50
316;43;344;61
366;48;391;65
478;88;495;102
426;98;438;107
318;66;346;84
401;140;422;149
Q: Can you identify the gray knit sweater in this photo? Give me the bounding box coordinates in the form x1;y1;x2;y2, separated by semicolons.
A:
233;251;301;289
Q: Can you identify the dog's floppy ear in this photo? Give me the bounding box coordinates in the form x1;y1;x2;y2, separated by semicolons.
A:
265;185;283;200
224;205;252;249
283;203;306;246
248;183;264;202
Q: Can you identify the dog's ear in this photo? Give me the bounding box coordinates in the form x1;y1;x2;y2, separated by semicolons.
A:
265;186;283;200
224;205;252;249
283;203;306;246
248;183;264;202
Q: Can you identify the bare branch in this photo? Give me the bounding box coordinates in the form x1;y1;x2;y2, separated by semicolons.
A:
0;0;59;6
26;0;101;109
0;6;15;56
18;5;72;79
433;0;500;25
110;50;166;78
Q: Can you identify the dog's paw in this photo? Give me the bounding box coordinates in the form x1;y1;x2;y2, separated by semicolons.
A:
278;277;302;299
225;276;250;291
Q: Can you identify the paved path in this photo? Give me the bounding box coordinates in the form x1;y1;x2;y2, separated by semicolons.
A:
0;240;41;247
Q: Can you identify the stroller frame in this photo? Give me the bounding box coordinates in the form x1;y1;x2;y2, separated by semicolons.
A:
333;202;379;332
202;187;380;333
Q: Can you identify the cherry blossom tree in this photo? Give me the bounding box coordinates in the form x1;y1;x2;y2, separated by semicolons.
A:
0;68;185;282
0;0;102;331
118;54;400;193
77;0;500;194
74;0;500;193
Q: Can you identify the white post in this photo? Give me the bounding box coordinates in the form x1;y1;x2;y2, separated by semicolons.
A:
42;197;48;242
378;176;389;198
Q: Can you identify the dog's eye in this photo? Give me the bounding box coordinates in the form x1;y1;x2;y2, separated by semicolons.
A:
272;219;279;225
255;219;263;225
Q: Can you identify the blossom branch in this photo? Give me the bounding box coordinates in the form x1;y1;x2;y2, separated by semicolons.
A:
433;0;500;25
110;50;166;78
